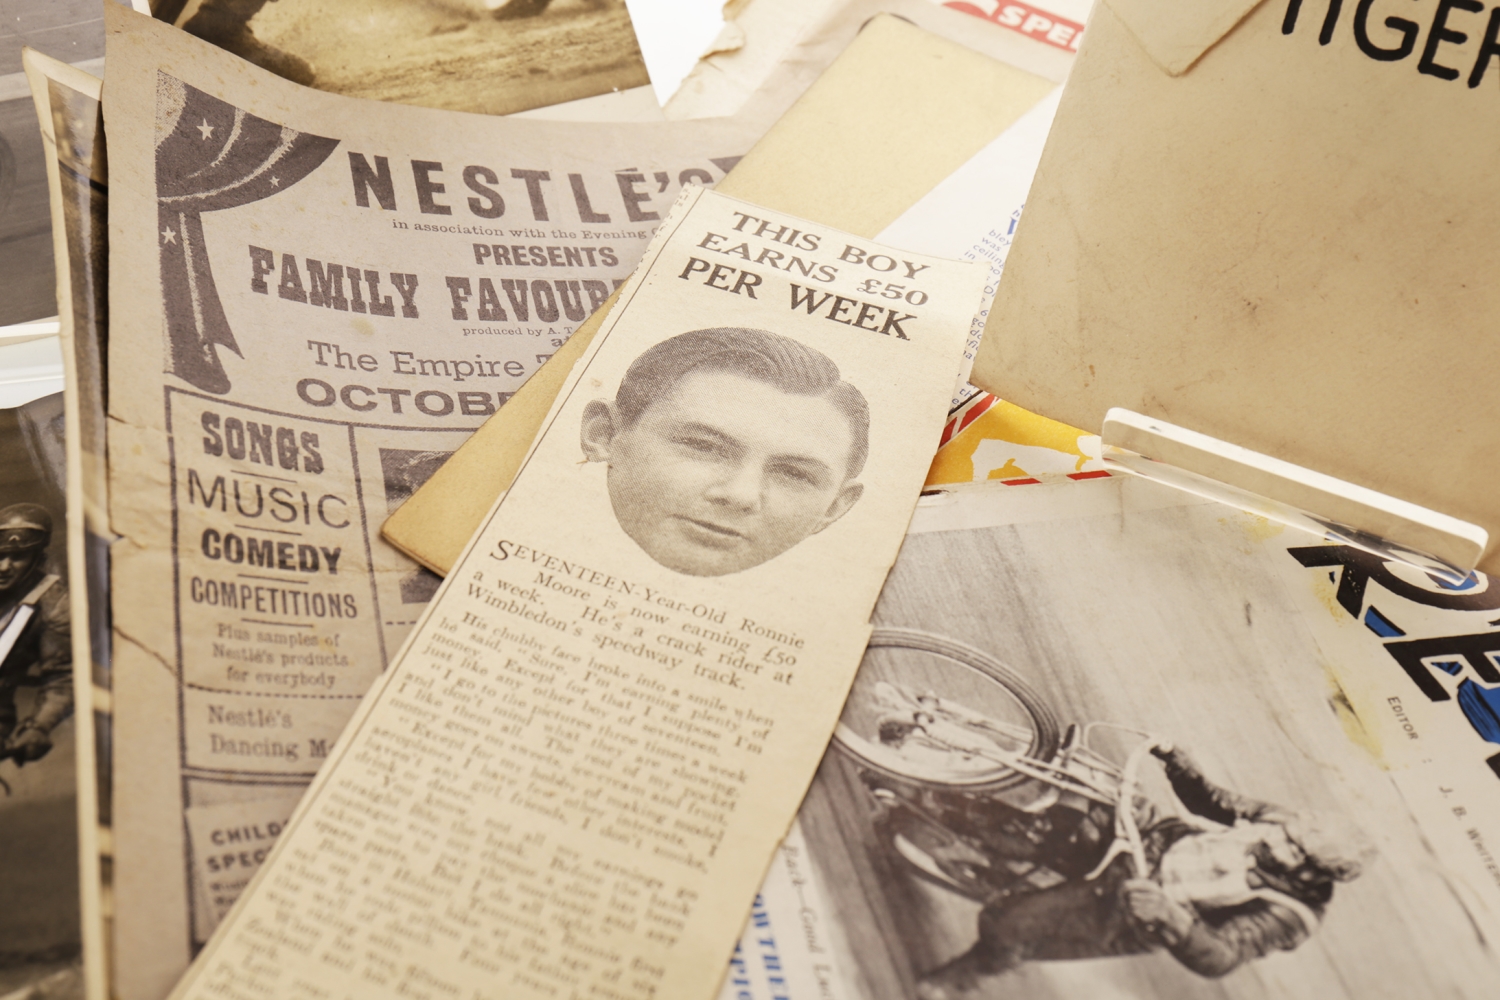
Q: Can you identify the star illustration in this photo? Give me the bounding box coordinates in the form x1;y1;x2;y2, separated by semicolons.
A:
161;227;177;245
197;119;214;140
269;176;280;188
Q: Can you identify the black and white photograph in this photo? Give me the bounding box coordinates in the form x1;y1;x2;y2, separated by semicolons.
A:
799;478;1500;999
160;0;651;114
579;327;869;577
379;446;452;603
0;390;83;999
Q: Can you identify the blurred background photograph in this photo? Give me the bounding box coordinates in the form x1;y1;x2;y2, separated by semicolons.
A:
0;388;82;1000
156;0;651;114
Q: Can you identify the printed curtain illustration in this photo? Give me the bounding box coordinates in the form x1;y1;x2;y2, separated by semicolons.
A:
155;73;338;394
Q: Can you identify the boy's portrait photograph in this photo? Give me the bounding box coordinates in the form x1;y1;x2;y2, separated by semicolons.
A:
579;327;870;577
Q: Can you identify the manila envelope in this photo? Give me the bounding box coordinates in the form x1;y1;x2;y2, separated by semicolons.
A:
972;0;1500;574
382;14;1056;575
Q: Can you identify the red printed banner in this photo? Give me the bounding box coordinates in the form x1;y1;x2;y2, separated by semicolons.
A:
942;0;1085;51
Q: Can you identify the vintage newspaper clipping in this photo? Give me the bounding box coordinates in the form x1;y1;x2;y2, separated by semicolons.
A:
101;6;773;995
377;13;1058;575
24;49;113;1000
166;185;984;1000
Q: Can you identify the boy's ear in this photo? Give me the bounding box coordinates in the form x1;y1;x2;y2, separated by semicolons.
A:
580;400;619;462
813;481;863;534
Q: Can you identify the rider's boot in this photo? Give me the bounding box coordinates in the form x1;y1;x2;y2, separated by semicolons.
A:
916;944;1014;1000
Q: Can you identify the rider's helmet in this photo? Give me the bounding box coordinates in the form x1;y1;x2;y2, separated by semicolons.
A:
0;504;52;555
1282;810;1378;883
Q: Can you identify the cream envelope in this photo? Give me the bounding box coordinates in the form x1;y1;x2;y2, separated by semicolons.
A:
973;0;1500;574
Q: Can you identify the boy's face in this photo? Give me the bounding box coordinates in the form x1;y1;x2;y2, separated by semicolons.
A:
582;368;864;577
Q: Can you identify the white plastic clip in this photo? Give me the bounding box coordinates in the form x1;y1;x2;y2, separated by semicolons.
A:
1100;408;1487;584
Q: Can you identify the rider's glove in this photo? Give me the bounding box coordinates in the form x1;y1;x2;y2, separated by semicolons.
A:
7;723;52;763
1123;879;1196;944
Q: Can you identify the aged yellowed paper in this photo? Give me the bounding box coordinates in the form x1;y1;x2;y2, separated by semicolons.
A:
23;48;111;1000
663;0;1069;121
380;14;1056;575
101;6;773;996
169;185;984;1000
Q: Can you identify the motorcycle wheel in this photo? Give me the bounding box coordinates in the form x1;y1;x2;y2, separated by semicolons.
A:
830;627;1061;792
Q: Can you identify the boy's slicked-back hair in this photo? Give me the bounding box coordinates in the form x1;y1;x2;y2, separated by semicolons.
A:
614;327;870;478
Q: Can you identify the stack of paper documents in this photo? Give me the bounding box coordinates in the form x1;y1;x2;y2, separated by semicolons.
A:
12;1;1500;998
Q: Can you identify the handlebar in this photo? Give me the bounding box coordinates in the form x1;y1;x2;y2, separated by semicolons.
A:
1084;737;1173;881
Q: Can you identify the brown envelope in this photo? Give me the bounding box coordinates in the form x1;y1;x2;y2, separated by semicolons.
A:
382;14;1055;575
973;0;1500;572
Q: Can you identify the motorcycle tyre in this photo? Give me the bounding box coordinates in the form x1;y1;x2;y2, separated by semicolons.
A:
831;626;1061;793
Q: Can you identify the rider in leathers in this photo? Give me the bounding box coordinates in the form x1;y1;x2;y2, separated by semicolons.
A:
0;504;73;763
915;744;1373;997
